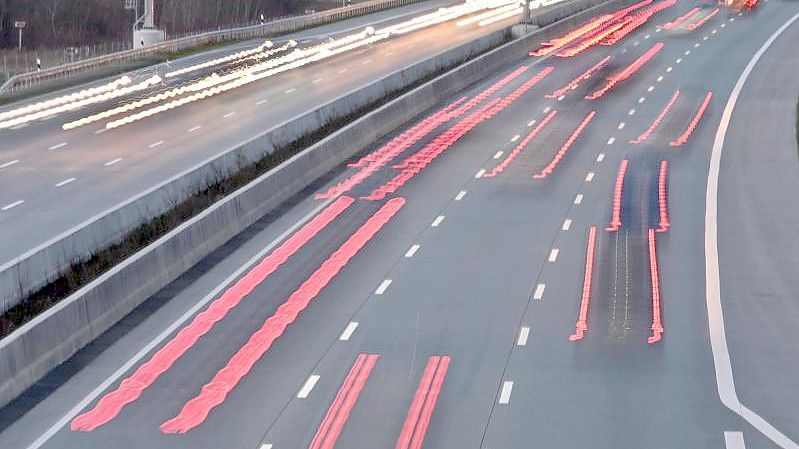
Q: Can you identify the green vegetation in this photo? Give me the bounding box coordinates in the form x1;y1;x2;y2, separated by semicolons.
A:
0;31;510;338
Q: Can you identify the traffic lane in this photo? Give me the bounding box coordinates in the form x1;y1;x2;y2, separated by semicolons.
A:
0;16;516;263
47;203;384;449
481;4;799;449
716;4;799;447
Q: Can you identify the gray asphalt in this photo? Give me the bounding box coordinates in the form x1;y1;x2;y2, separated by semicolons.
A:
0;0;513;265
1;1;798;449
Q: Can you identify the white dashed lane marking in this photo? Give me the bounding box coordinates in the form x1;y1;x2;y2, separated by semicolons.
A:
375;279;392;295
55;178;76;187
1;200;24;211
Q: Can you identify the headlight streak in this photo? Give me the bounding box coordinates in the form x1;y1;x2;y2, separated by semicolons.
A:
164;40;290;78
0;76;131;122
0;76;162;130
56;0;519;131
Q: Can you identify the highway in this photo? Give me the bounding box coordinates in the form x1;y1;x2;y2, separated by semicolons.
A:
0;0;516;266
1;1;798;449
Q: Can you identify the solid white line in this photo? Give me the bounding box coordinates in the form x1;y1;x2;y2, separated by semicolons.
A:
0;159;19;169
498;381;513;404
104;158;122;166
375;279;392;295
455;190;467;201
297;374;320;398
188;125;202;132
705;11;799;449
562;219;572;231
148;141;164;148
585;172;594;182
475;168;486;178
20;196;341;449
574;194;583;204
55;178;76;187
1;200;24;211
339;322;359;341
517;327;530;346
223;112;235;118
510;134;520;142
597;153;605;162
548;248;559;262
404;244;420;258
48;142;67;150
431;215;445;227
285;88;297;94
607;137;615;145
256;99;268;105
533;283;546;300
493;150;504;159
725;432;746;449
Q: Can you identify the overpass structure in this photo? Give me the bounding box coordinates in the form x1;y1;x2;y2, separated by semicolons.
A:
1;0;798;448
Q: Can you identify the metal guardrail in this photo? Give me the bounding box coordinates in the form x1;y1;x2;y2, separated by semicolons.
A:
0;0;427;95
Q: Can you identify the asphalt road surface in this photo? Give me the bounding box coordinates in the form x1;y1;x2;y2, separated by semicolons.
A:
1;1;798;449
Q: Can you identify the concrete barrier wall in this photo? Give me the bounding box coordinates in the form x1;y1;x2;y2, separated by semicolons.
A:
0;0;640;408
0;29;509;315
